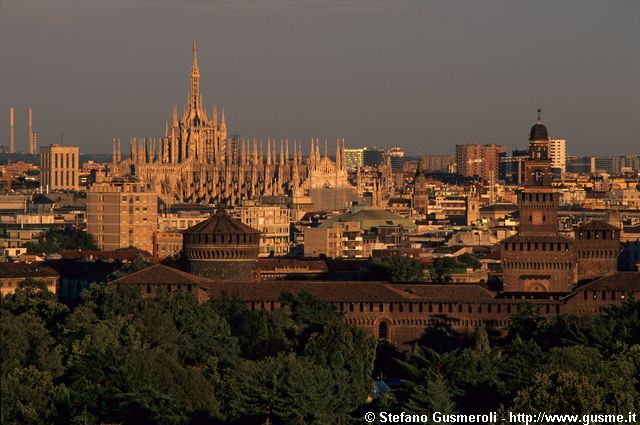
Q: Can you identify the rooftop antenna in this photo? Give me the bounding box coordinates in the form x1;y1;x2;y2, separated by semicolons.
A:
537;108;542;123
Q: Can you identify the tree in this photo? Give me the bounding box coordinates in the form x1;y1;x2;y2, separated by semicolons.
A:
511;370;603;414
457;253;481;270
370;255;425;283
506;302;545;342
23;228;97;254
428;257;462;282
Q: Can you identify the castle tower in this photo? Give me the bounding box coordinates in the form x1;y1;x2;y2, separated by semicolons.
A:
501;110;577;292
182;208;260;281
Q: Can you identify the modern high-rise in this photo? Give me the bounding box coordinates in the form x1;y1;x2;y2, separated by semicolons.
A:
387;147;405;171
420;155;455;172
363;148;385;167
39;144;80;191
87;179;158;253
344;148;365;169
455;144;506;183
548;137;566;175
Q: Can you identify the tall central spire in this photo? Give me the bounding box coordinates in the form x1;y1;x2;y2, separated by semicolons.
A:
189;41;201;114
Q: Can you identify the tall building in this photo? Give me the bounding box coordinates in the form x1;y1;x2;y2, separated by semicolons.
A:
387;147;405;172
420;155;455;172
567;156;595;174
548;137;566;176
344;148;365;169
455;144;506;183
109;42;351;205
39;144;80;191
232;204;291;257
501;111;577;292
87;179;158;253
499;150;528;185
363;148;385;167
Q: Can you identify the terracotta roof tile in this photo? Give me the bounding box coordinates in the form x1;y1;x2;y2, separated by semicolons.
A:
183;210;259;235
0;263;59;279
109;264;215;286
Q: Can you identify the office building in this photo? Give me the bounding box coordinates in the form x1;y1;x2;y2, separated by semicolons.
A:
232;204;291;257
40;144;80;191
548;137;566;175
344;148;365;169
455;144;506;183
87;179;158;253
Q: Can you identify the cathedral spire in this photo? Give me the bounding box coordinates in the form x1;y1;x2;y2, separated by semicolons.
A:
189;41;201;114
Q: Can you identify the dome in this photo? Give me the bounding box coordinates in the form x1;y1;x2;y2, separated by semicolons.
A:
529;123;549;141
529;108;549;141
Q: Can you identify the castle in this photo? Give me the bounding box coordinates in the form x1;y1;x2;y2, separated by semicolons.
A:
501;111;620;292
109;42;350;205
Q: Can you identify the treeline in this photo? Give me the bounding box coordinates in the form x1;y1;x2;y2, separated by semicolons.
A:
3;279;640;424
372;303;640;420
1;281;374;424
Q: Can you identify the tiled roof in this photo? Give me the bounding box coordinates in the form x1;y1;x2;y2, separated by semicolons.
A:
321;207;418;230
0;263;59;279
109;264;215;285
183;210;259;235
207;280;420;303
480;203;518;212
393;284;496;301
502;234;574;243
59;249;151;261
577;220;619;231
575;272;640;291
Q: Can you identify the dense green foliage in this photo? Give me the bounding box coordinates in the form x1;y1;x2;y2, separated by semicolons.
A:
4;276;640;424
1;284;375;424
370;255;425;282
427;253;481;282
24;228;97;254
376;302;640;419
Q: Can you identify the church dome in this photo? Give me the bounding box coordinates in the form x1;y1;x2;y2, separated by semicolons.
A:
183;208;260;281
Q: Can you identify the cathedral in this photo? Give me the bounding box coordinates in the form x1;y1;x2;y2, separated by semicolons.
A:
109;42;351;205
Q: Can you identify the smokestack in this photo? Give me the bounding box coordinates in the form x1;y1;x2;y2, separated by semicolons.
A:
9;107;15;154
28;107;34;154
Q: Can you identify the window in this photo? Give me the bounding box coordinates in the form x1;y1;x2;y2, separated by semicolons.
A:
378;322;388;339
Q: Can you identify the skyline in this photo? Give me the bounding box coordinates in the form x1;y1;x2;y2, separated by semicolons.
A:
1;0;639;155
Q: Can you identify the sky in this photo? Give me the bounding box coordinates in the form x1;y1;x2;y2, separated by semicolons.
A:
1;0;638;156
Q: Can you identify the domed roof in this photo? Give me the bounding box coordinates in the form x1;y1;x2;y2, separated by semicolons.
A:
183;208;260;236
529;123;549;141
529;109;549;141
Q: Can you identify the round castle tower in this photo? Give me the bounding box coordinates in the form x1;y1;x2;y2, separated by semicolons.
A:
182;208;260;281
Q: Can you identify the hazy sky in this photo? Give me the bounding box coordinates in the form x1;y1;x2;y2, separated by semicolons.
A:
1;0;638;155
